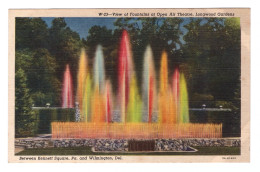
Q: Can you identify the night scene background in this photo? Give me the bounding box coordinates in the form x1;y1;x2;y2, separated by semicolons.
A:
15;17;241;138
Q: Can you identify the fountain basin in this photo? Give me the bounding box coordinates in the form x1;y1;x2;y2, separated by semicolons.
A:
15;137;240;152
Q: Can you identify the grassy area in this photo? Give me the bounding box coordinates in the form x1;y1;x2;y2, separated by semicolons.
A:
16;146;240;156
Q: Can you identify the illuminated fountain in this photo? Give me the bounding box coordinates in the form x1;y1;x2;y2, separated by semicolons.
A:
117;30;142;123
142;45;157;123
91;45;106;123
61;64;74;108
158;51;176;124
179;73;190;123
53;30;222;139
172;68;190;123
77;48;92;122
172;68;180;122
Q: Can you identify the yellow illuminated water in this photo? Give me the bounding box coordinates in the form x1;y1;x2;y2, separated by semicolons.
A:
158;51;176;123
77;49;87;113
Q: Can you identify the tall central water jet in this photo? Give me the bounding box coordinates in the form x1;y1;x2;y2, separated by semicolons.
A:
118;30;133;122
62;64;74;108
142;45;157;122
117;30;142;123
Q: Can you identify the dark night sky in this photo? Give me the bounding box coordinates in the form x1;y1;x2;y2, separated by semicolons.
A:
42;17;191;43
42;17;117;39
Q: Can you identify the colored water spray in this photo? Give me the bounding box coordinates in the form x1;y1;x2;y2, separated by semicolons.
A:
126;77;143;123
93;45;105;93
82;74;92;122
74;31;188;124
91;45;106;123
172;68;180;122
179;73;190;123
62;64;74;108
105;80;113;122
117;30;134;122
158;52;176;123
142;45;157;123
91;89;106;123
77;49;87;113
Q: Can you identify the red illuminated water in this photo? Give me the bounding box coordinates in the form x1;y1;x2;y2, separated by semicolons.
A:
62;64;74;108
118;30;133;122
172;68;180;119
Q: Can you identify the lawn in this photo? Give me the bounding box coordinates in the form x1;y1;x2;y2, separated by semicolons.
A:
16;146;240;156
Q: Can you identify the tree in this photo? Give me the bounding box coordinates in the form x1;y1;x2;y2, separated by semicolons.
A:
16;49;61;106
15;68;37;137
16;18;49;50
183;18;240;102
15;17;82;107
85;26;114;49
48;18;82;88
182;18;241;137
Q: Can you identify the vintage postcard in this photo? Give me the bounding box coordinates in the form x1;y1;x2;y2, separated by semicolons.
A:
8;8;250;163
